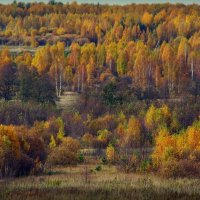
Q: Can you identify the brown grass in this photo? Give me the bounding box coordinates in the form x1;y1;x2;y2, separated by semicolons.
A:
0;165;200;200
56;92;80;111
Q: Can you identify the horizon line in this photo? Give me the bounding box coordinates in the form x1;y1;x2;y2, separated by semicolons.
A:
0;1;199;6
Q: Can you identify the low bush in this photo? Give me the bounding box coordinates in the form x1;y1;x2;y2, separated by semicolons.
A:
47;137;80;166
117;154;139;173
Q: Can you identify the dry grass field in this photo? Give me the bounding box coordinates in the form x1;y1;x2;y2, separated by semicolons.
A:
56;92;80;111
1;165;200;200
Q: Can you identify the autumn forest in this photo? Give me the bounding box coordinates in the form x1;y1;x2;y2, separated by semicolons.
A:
0;1;200;200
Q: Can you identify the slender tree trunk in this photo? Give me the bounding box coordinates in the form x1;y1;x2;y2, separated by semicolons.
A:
59;65;62;96
148;64;151;96
81;66;84;93
178;59;182;95
155;65;158;90
59;73;61;96
191;59;194;81
77;72;80;92
110;59;112;71
55;65;59;97
185;45;187;65
168;64;170;96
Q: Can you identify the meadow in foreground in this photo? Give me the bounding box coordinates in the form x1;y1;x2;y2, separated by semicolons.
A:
1;165;200;200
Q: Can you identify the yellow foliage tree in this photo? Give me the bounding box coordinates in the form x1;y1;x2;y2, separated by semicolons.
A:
106;144;115;163
32;45;51;74
126;116;142;148
141;12;153;26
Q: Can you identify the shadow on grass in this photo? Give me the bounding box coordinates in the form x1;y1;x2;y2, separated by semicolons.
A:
44;170;68;176
1;187;200;200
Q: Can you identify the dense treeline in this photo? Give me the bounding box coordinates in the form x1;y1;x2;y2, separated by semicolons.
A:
0;1;199;178
0;100;199;178
0;48;56;102
0;2;199;98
